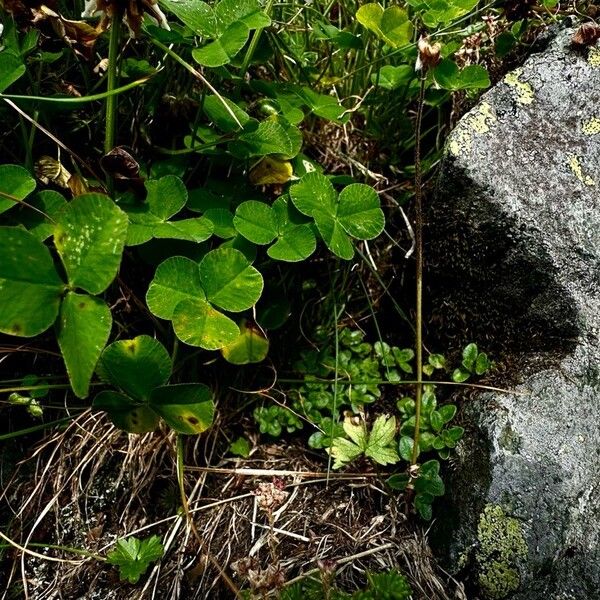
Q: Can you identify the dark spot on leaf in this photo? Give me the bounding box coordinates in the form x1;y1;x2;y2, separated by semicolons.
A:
187;416;199;425
78;302;86;309
11;323;22;334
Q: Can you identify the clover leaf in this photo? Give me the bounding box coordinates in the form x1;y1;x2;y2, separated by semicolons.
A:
0;193;127;398
146;249;264;350
356;4;413;48
289;173;384;259
93;336;215;434
126;176;213;246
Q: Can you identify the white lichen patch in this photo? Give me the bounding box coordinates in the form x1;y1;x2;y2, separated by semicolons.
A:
568;154;596;187
588;47;600;68
503;69;535;105
582;117;600;136
448;102;497;156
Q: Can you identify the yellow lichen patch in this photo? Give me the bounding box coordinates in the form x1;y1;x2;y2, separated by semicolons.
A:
448;102;496;156
476;505;528;600
503;69;535;105
568;154;596;187
582;117;600;136
588;47;600;68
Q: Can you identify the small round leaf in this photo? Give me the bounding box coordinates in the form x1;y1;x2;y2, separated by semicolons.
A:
233;201;277;245
172;298;240;350
96;335;172;401
146;256;205;320
221;321;269;364
337;184;385;240
199;248;263;312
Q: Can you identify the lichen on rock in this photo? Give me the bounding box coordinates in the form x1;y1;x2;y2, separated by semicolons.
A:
588;47;600;67
503;69;535;105
476;505;528;599
431;22;600;600
448;102;496;156
582;117;600;135
567;153;596;186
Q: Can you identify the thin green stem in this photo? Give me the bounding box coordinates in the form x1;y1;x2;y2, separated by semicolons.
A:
411;74;427;466
2;77;152;106
0;542;104;561
104;15;122;157
238;0;274;83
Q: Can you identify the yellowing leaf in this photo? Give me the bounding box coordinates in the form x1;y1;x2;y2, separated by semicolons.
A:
249;157;294;185
328;414;399;469
221;320;269;364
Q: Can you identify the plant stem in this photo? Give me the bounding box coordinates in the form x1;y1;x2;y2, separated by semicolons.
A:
411;74;427;466
238;0;274;83
104;14;122;158
175;436;242;598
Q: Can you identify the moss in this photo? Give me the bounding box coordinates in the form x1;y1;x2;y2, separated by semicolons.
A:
567;154;596;187
582;117;600;136
503;69;535;105
475;504;528;599
448;102;496;156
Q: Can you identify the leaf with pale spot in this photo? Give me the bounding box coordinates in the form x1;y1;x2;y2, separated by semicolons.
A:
54;193;128;294
172;298;240;350
150;384;215;434
56;292;112;398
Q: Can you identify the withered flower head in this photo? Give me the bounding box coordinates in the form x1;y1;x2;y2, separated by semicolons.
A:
82;0;170;37
416;36;441;72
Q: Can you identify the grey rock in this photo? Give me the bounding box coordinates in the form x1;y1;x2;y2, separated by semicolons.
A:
430;23;600;600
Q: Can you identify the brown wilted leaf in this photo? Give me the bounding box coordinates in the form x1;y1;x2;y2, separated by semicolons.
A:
100;146;146;194
572;22;600;47
35;155;71;189
30;5;106;58
0;0;57;20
